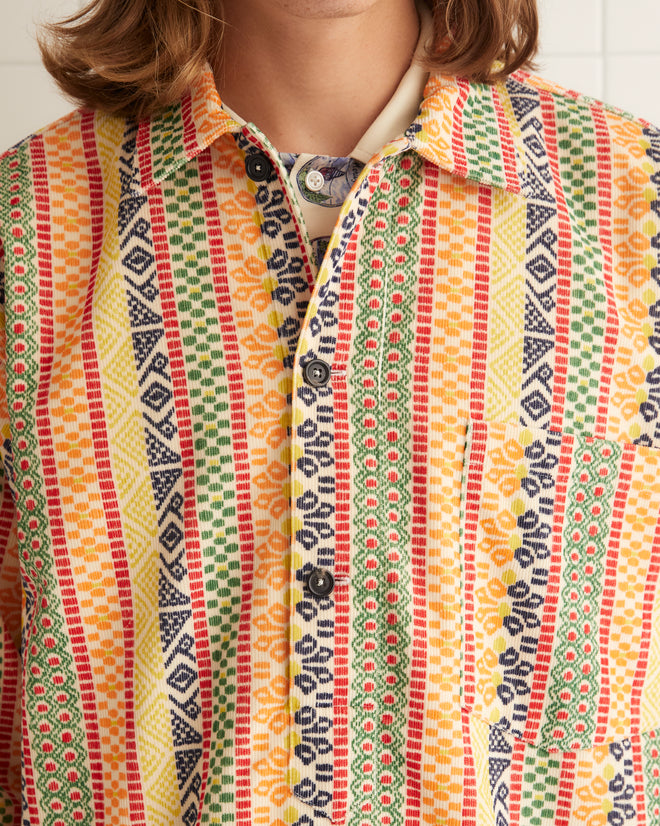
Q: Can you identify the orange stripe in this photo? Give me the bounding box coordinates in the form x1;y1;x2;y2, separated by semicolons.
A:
34;127;107;822
199;146;257;820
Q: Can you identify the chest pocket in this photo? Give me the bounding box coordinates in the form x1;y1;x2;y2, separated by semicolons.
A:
461;419;660;751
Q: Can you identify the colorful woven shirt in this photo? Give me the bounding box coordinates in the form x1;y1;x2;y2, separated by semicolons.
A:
1;64;660;826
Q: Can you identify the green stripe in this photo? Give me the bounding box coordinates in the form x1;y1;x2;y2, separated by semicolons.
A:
0;141;94;823
161;162;242;816
540;433;622;748
519;750;562;825
554;97;607;434
349;152;423;823
461;84;506;185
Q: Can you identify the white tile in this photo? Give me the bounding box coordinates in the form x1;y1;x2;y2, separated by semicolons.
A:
536;55;605;101
0;0;84;65
606;55;660;125
0;64;75;150
605;0;660;54
538;0;602;55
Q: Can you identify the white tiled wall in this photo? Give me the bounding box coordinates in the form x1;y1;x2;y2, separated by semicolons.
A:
538;0;660;123
1;0;660;150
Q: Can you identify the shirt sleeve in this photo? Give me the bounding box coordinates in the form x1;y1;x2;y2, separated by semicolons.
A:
0;229;23;825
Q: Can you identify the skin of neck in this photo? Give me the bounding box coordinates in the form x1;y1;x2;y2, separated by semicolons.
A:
216;0;421;156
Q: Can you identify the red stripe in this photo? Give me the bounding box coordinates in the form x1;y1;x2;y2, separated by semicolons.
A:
469;187;492;421
461;420;488;711
79;112;146;820
492;87;521;193
181;93;200;158
404;161;437;823
32;133;107;821
450;81;471;178
460;709;477;826
554;752;578;826
540;92;572;432
333;232;358;374
137;120;155;190
330;231;357;822
523;433;573;743
508;740;526;825
591;105;618;438
148;165;216;822
595;443;634;740
21;702;38;825
198;148;256;822
0;484;20;813
633;736;649;826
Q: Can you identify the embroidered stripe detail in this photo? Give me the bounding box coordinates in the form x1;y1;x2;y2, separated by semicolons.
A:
591;105;618;439
642;731;660;823
554;753;578;826
633;737;649;826
460;709;478;826
182;94;201;160
632;501;660;734
595;443;634;740
539;91;572;433
404;159;437;821
198;147;257;820
81;111;146;822
149;173;214;824
522;434;572;744
450;81;470;179
493;86;521;193
460;420;488;713
33;130;101;824
0;481;20;817
508;740;526;825
331;215;358;824
469;187;492;421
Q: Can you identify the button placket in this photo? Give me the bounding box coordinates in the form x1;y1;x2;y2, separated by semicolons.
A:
233;130;332;818
288;163;384;820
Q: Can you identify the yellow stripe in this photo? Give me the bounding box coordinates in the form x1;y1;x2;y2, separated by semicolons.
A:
93;113;182;824
485;188;525;422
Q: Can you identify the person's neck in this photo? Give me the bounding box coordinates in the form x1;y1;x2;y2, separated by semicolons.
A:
216;1;420;157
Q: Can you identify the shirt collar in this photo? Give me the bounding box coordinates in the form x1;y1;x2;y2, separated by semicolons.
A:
138;65;529;198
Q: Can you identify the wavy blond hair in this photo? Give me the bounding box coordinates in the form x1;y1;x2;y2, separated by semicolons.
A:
39;0;538;120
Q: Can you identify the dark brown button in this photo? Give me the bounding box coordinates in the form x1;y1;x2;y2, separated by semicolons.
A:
308;568;335;598
245;152;272;182
302;359;331;388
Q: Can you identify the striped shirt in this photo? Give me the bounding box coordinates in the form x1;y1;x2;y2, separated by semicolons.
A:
1;65;660;825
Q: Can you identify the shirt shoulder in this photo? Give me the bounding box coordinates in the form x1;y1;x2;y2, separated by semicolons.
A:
0;107;132;189
491;70;660;207
505;69;660;142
